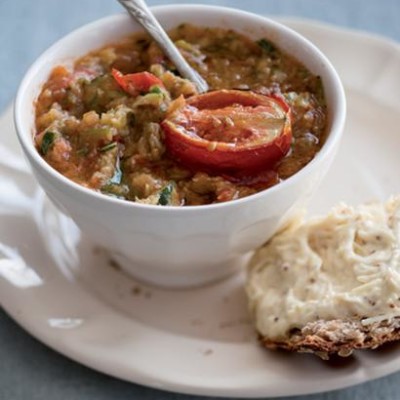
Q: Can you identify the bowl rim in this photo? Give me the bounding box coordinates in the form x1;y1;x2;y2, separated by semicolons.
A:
14;4;346;214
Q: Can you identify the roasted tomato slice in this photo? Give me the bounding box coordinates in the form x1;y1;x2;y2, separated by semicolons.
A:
111;68;164;95
161;90;292;174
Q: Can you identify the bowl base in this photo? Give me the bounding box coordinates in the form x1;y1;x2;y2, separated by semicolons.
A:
108;251;251;289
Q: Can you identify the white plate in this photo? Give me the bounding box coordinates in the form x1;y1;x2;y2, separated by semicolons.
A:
1;18;400;398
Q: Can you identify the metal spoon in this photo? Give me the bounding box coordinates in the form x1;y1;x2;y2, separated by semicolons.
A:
117;0;209;93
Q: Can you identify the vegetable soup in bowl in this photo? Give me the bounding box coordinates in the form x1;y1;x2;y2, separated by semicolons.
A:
15;5;346;287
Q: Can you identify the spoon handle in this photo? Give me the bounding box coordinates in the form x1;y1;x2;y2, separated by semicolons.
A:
117;0;209;93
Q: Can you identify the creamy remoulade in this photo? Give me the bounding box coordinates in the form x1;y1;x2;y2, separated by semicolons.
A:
246;196;400;340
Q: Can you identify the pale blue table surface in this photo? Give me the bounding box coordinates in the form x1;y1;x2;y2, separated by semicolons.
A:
1;0;400;399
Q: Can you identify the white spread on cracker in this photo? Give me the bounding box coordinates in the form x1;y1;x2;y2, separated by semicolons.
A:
246;196;400;340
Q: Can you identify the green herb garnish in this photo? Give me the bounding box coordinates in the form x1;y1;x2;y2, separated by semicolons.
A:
99;142;117;153
157;183;174;206
40;131;57;155
257;38;277;53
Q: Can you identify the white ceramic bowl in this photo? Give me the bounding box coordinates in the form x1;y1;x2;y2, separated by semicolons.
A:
14;5;346;287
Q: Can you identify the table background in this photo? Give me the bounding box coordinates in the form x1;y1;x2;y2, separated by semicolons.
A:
1;0;399;399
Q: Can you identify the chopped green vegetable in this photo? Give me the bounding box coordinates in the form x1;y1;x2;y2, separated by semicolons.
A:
157;183;174;206
100;155;125;198
175;39;194;52
257;38;277;53
149;86;163;94
82;74;124;113
99;142;117;153
100;183;128;199
81;126;113;146
40;131;57;155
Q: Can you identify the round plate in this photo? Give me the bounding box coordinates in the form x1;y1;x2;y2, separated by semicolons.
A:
1;18;400;398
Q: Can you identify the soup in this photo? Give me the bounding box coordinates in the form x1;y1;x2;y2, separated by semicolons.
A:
35;24;327;206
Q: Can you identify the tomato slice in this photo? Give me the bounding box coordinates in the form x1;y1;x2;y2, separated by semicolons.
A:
161;90;292;174
111;68;164;95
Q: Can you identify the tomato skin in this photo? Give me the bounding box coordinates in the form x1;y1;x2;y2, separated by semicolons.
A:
111;68;164;95
161;90;292;174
